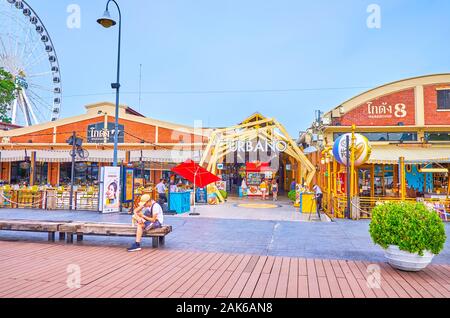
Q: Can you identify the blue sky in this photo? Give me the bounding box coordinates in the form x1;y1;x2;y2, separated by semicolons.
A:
27;0;450;135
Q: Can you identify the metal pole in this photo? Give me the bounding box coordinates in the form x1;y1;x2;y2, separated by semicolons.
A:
69;131;76;210
346;135;351;219
107;0;121;167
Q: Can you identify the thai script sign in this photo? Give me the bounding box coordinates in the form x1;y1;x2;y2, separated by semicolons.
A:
366;102;407;119
87;122;124;143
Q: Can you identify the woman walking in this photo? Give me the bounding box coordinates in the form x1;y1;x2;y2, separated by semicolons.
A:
260;179;268;200
271;179;278;201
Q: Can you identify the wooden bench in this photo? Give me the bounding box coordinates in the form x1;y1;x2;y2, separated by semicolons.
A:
58;222;172;248
0;219;63;242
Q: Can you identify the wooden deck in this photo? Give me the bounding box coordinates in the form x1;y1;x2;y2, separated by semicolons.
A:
0;241;449;298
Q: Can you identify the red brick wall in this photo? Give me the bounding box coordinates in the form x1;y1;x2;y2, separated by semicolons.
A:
11;128;54;143
158;127;204;144
424;84;450;125
336;89;416;126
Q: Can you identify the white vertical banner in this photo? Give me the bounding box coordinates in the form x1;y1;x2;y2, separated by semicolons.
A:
99;166;121;213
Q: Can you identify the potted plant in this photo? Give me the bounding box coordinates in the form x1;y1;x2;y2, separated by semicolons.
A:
288;190;296;203
369;201;446;271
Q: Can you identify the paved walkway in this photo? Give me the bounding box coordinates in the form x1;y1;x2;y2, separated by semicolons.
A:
0;241;448;298
183;197;330;222
1;209;449;264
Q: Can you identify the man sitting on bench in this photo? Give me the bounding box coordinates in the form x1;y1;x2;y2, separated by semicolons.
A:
127;194;164;252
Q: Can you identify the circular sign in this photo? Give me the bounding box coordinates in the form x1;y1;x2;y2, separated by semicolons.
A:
332;133;371;166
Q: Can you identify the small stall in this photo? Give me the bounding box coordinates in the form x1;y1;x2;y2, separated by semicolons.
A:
244;162;275;197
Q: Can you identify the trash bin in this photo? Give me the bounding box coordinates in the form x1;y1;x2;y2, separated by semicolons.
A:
299;192;316;213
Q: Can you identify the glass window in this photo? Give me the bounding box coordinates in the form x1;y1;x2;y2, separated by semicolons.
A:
59;162;99;186
334;132;417;142
437;89;450;110
363;132;388;142
425;132;450;142
374;165;395;196
10;162;30;185
35;162;48;185
387;132;417;142
358;168;372;196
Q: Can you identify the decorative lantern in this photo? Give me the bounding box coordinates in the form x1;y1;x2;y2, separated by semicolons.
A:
332;133;372;167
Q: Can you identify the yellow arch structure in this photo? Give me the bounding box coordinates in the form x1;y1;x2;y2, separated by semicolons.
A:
199;114;316;186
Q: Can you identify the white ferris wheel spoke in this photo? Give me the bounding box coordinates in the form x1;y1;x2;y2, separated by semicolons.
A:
17;92;31;126
11;98;17;125
28;71;52;78
21;89;39;126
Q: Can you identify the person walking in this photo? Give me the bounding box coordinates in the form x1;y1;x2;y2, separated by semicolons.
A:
241;178;248;197
260;179;268;200
271;179;279;201
312;184;323;219
156;179;167;204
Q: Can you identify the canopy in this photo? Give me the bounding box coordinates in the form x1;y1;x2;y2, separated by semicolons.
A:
367;145;450;165
245;162;272;172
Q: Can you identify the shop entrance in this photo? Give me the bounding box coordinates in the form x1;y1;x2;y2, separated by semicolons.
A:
200;113;315;202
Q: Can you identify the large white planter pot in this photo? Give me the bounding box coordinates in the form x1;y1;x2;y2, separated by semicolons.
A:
385;245;434;272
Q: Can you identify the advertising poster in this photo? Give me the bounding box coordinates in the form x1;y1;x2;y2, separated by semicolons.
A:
215;181;227;191
122;168;134;203
100;166;121;213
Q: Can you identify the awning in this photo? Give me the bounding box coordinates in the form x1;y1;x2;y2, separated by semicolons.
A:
130;150;202;163
367;145;450;164
0;150;27;162
0;150;126;163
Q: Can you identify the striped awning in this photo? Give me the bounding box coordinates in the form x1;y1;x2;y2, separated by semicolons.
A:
0;150;126;163
368;145;450;164
130;149;202;163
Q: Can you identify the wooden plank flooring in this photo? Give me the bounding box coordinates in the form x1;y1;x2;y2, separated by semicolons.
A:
0;241;449;298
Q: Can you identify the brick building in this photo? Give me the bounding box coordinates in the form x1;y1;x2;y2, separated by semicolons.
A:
309;73;450;200
0;102;209;186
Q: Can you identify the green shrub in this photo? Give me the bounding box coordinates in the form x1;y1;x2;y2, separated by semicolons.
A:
369;201;446;256
288;190;296;202
219;190;228;200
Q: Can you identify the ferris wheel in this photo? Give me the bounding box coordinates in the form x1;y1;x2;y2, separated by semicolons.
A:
0;0;61;127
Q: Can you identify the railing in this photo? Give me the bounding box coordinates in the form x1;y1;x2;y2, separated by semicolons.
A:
328;194;449;221
0;189;99;211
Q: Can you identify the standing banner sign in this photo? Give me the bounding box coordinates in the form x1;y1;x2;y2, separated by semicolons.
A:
122;168;135;203
99;166;121;213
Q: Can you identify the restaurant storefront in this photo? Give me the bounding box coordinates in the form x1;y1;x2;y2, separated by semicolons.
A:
0;103;314;210
304;74;450;218
0;102;207;188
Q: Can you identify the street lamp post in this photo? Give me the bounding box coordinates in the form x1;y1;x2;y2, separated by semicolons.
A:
97;0;121;167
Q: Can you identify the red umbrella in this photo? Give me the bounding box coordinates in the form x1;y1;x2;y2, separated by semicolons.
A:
171;160;220;188
171;160;221;214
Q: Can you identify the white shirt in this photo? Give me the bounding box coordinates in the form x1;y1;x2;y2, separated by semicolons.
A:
313;185;322;195
144;203;164;224
156;182;166;194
